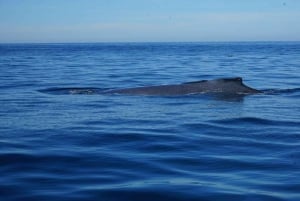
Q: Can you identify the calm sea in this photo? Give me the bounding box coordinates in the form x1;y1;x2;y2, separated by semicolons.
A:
0;42;299;201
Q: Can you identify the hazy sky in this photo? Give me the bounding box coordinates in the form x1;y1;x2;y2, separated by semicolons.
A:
0;0;300;43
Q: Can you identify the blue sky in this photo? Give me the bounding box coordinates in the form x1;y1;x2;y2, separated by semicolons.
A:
0;0;300;43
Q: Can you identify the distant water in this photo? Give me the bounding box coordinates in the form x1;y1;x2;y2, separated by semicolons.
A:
0;42;299;201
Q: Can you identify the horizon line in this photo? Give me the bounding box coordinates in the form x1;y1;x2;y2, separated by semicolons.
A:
1;40;300;45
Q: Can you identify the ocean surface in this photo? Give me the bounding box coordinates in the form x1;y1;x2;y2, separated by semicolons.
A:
0;42;299;201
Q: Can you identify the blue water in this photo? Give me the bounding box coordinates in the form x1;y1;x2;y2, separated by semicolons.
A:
0;42;299;201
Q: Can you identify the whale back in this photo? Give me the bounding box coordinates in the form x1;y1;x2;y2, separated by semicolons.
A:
184;77;242;85
109;77;261;95
39;77;261;96
184;77;261;94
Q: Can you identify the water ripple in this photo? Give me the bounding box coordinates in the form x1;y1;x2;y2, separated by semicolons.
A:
1;42;300;201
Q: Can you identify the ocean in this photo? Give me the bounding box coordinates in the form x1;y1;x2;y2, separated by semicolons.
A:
0;42;299;201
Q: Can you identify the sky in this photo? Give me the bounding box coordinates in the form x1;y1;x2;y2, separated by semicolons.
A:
0;0;300;43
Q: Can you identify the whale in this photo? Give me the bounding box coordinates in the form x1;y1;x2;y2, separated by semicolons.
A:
38;77;262;96
105;77;261;96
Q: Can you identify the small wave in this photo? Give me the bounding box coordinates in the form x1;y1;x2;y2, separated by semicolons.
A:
212;117;299;127
262;88;300;95
38;87;110;95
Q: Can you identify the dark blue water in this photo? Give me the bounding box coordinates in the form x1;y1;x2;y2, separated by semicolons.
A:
0;42;299;201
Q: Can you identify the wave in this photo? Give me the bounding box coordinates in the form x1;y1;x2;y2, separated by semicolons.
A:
38;87;110;95
262;88;300;95
211;117;300;127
